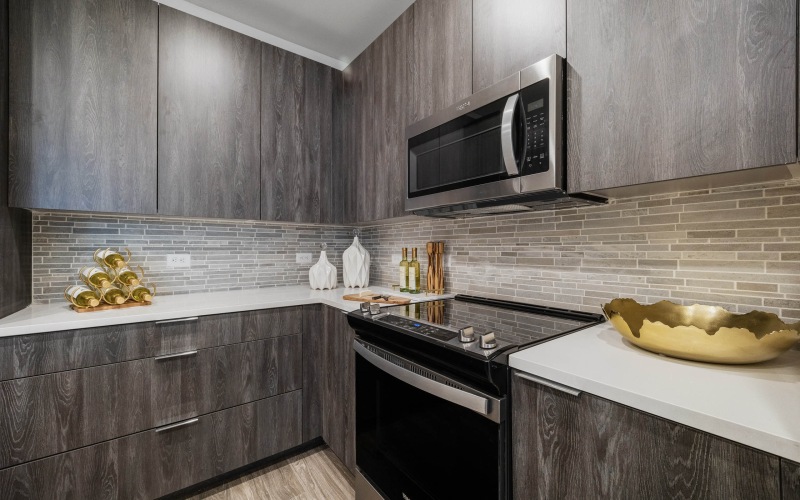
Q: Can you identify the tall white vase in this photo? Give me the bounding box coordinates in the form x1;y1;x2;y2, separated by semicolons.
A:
309;251;337;290
342;236;370;288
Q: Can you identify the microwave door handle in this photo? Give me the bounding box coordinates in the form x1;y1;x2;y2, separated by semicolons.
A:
500;94;520;176
353;340;494;420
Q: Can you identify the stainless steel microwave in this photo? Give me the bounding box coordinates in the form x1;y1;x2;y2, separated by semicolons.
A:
405;54;604;217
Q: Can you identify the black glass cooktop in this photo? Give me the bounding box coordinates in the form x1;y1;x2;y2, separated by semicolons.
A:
375;295;603;355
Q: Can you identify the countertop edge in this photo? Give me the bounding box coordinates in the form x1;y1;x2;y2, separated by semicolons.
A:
0;286;452;338
509;345;800;463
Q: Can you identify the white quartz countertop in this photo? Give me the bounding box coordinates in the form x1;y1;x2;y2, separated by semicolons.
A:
0;286;453;338
509;323;800;462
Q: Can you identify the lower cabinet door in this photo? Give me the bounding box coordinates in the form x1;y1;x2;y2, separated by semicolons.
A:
0;390;303;499
512;372;781;499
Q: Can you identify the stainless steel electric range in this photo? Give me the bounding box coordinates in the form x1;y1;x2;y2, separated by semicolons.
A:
347;295;604;500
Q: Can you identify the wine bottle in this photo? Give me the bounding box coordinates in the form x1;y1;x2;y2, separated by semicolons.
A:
98;284;128;305
399;248;409;292
80;266;113;289
64;285;100;308
409;248;421;294
94;248;128;269
127;284;153;303
115;266;141;287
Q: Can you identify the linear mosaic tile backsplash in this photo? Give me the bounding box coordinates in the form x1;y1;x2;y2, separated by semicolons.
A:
32;179;800;324
32;214;352;303
361;179;800;322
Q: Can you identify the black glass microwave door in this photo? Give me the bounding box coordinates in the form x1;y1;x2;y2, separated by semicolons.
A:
408;96;511;198
356;355;503;500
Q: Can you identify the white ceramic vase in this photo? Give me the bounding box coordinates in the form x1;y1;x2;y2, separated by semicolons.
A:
342;236;370;288
309;251;337;290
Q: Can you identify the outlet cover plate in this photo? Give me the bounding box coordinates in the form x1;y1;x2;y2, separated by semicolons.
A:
296;253;313;265
166;254;191;268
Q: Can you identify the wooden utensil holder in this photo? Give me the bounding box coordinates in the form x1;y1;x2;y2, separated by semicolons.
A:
426;241;445;294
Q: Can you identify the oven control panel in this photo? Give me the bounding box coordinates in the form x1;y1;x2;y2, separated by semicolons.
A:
378;315;458;342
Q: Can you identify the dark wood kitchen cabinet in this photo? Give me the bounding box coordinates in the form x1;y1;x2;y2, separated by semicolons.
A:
472;0;566;92
337;7;413;223
0;0;31;320
303;305;356;473
261;45;337;224
8;0;157;214
409;0;472;122
784;460;800;499
566;0;797;193
158;5;261;220
512;372;782;499
0;390;303;500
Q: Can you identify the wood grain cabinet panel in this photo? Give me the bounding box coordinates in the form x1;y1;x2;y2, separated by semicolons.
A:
8;0;157;214
0;391;303;500
0;333;301;469
784;459;800;500
0;307;302;381
158;5;261;220
302;305;356;473
410;0;472;122
322;306;356;473
566;0;797;193
261;46;335;223
512;372;781;499
0;0;31;321
472;0;566;92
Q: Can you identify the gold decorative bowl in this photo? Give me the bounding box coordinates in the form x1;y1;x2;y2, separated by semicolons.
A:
602;298;800;364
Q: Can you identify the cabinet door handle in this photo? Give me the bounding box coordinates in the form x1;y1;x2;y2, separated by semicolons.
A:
155;317;198;325
515;372;581;397
155;417;199;433
154;350;198;361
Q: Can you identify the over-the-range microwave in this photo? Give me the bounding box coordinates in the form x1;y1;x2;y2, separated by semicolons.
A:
405;54;604;218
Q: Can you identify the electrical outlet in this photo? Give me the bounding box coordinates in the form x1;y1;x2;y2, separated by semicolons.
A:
390;253;401;264
296;253;313;265
166;254;191;268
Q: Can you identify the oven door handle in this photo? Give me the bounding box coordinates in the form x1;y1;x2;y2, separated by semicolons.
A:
353;340;496;421
500;93;521;176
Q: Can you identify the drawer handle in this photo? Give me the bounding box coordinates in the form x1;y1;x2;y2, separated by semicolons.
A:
155;317;199;325
515;372;582;397
154;350;198;361
155;417;199;433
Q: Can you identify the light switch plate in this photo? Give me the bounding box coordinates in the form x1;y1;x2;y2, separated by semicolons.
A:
296;253;313;265
166;254;191;268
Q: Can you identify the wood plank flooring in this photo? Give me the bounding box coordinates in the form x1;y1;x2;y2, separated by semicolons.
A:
186;446;354;500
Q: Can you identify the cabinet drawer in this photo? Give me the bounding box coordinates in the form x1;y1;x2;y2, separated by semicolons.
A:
0;306;303;381
0;390;303;499
0;335;302;468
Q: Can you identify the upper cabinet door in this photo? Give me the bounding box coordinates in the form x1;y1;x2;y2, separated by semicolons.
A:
9;0;157;214
567;0;797;193
472;0;566;92
261;46;334;224
158;6;261;220
410;0;473;122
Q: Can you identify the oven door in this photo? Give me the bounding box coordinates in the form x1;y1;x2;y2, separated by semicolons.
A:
354;339;507;500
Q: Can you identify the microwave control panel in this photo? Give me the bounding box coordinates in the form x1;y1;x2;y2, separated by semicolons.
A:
519;78;550;175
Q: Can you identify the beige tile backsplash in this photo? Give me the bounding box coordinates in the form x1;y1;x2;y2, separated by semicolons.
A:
361;179;800;322
32;179;800;323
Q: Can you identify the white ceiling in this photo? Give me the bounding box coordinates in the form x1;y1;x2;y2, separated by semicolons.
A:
158;0;415;70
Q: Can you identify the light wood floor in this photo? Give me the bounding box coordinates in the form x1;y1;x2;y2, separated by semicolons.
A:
187;446;355;500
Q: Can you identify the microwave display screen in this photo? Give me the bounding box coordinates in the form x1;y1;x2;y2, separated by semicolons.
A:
527;99;544;112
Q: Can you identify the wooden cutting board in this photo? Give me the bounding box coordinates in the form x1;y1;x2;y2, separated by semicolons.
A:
342;292;411;305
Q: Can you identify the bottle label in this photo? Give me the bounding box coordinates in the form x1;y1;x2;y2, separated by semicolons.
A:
66;285;90;298
81;267;104;279
400;267;408;287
